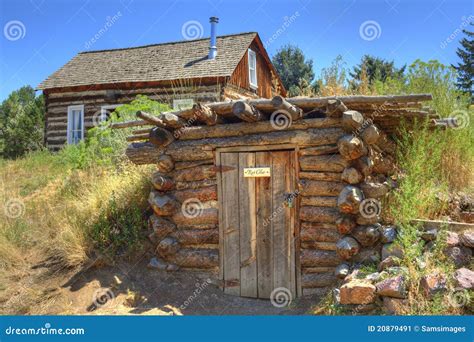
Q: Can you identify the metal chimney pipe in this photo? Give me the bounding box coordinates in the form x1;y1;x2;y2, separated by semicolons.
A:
208;16;219;60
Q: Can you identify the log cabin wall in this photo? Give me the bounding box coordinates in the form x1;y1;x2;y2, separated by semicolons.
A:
44;82;225;150
227;41;276;99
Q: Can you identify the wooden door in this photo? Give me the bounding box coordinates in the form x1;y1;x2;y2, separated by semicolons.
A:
217;150;297;299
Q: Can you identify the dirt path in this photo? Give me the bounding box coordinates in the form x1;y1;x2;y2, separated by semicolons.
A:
56;258;320;315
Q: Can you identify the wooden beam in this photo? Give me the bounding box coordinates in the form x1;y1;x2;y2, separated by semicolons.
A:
232;101;264;122
271;95;303;120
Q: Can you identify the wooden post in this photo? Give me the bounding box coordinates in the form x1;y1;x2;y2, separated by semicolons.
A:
271;95;303;120
232;101;264;122
149;127;175;147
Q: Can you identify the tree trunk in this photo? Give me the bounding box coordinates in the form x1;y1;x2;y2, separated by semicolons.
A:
298;180;345;196
232;101;264;122
300;206;340;223
173;165;217;182
300;196;338;207
172;208;219;226
173;186;218;203
337;185;364;215
299;154;349;172
337;135;368;160
151;172;175;191
300;249;341;267
149;127;175;147
149;190;179;216
342;110;365;132
167;248;219;268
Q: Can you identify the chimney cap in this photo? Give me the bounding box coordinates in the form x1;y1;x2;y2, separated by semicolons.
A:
210;16;219;23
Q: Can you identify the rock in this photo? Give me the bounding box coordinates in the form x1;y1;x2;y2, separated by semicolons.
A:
421;228;438;241
336;215;356;234
156;237;180;258
453;268;474;289
352;225;381;247
446;231;460;247
333;288;341;304
352;248;381;265
444;246;472;267
337;186;364;215
360;181;390;199
365;272;385;283
376;275;406;298
380;226;397;244
166;263;180;271
344;268;361;282
356;215;380;225
335;263;351;279
378;256;401;271
459;231;474;248
147;257;167;270
336;236;360;260
383;297;409;315
339;280;376;305
420;273;447;298
341;167;363;184
382;243;404;260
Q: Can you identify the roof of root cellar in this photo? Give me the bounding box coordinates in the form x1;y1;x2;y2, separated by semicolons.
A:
117;94;444;139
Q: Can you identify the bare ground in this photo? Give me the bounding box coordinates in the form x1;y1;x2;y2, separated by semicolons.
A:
0;254;320;316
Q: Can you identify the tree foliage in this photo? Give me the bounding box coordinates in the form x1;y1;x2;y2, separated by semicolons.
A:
0;86;45;159
350;55;405;86
272;44;315;96
452;23;474;100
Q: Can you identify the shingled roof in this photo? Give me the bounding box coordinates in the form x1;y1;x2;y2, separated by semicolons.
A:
38;32;258;90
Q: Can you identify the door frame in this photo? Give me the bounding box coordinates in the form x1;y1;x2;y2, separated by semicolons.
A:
215;144;302;298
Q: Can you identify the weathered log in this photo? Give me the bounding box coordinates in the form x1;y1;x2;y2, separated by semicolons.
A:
299;145;339;156
171;228;218;245
126;133;149;142
167;148;214;162
167;248;218;268
174;159;213;170
302;272;338;288
232;101;264;122
303;267;336;274
356;215;381;225
299;154;350;172
271;95;303;120
177;223;217;230
192;103;218;125
360;181;390;199
149;127;175;147
360;124;380;145
174;118;341;141
125;142;163;165
335;215;357;234
149;215;176;241
336;236;360;260
175;179;217;191
300;196;338;207
132;128;152;135
337;135;368;160
352;156;374;177
151;172;175;191
301;224;340;242
172;208;219;226
173;186;217;203
300;249;341;267
300;222;338;230
157;155;174;173
372;153;396;175
342;110;365;132
148;190;179;216
295;172;338;185
298;180;344;196
325;99;348;118
375;134;397;155
300;206;339;223
341;167;364;184
352;225;381;247
173;165;217;182
156;237;180;257
337;185;364;215
301;241;337;251
136;111;173;128
166;128;344;159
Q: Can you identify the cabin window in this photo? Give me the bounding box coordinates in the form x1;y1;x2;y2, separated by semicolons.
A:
67;105;84;145
248;49;258;89
101;104;121;122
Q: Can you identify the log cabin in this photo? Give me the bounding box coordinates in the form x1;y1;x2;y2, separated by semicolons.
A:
119;93;446;300
37;17;286;151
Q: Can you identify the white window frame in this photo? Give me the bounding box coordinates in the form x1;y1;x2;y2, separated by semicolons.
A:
248;49;258;89
67;104;84;145
100;104;121;122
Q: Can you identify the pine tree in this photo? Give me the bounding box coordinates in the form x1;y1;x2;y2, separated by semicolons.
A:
452;23;474;100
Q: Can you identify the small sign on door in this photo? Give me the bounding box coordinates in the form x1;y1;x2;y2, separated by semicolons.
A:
243;167;271;178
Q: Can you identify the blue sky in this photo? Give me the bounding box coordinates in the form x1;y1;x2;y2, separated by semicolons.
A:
0;0;472;100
